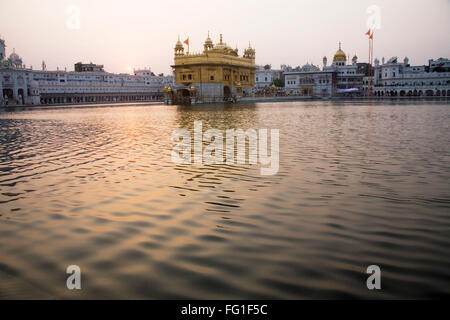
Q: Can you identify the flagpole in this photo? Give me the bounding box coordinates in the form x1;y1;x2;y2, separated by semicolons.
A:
367;30;374;96
371;32;374;96
369;36;372;95
368;34;371;95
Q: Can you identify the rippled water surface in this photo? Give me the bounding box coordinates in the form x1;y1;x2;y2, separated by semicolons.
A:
1;101;449;299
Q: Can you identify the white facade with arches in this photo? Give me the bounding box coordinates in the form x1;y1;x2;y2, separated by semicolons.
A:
372;57;450;97
0;36;173;106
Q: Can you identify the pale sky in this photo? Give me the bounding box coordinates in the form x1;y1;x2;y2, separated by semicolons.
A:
0;0;449;74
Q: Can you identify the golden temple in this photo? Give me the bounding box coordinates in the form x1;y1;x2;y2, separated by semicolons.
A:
166;33;256;104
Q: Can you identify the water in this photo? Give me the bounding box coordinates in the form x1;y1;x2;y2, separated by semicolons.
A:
0;101;449;299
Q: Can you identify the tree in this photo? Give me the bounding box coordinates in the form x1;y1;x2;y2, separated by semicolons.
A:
272;78;285;87
263;64;271;70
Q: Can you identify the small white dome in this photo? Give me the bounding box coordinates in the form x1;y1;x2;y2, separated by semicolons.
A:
9;50;22;66
301;63;320;72
30;80;39;88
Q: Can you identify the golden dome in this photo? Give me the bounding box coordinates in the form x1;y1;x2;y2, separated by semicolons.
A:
204;31;213;45
333;42;347;62
175;36;183;49
214;34;230;50
247;42;255;53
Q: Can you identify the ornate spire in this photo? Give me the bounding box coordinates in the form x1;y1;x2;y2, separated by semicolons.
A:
175;35;184;55
244;41;255;59
204;31;214;52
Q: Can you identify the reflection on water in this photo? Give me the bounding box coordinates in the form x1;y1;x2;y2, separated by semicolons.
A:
0;101;449;299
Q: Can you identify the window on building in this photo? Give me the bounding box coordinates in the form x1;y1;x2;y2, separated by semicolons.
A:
210;75;214;81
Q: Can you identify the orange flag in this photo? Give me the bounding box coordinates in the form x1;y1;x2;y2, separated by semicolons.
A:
365;29;371;36
183;37;189;46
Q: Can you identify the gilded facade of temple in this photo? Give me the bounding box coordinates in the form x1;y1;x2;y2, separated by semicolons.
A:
168;33;256;104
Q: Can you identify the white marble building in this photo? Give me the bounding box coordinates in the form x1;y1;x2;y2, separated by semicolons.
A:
285;64;334;97
372;56;450;97
1;37;173;106
284;43;369;97
255;67;283;88
323;43;369;95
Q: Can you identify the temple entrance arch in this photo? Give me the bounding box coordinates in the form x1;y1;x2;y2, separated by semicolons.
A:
176;89;191;105
179;89;190;97
18;89;25;104
224;86;232;101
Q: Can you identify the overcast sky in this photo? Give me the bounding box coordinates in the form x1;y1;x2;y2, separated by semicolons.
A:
1;0;449;74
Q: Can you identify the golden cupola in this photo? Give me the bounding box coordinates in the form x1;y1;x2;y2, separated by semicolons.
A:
214;34;230;50
204;32;214;52
244;42;255;59
174;36;184;56
333;42;347;62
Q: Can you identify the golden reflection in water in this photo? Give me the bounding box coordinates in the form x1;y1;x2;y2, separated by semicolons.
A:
0;101;449;299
